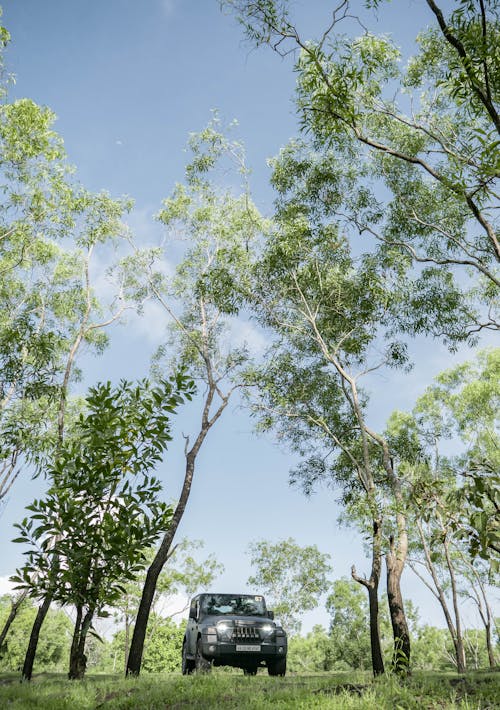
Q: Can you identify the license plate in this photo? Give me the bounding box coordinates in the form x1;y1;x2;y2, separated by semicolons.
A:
236;645;261;652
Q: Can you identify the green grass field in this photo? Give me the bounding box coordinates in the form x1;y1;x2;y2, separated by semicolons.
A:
0;670;498;709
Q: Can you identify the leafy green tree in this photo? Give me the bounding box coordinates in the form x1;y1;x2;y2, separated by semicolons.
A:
240;170;415;672
0;14;145;513
124;117;265;676
12;375;192;679
411;625;454;672
247;538;332;634
326;578;372;671
141;616;185;674
418;348;500;563
222;0;499;676
386;349;499;673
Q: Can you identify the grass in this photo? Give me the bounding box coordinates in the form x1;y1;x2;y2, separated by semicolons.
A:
0;669;498;709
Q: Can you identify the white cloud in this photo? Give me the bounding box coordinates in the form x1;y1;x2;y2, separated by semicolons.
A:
126;299;171;346
225;317;269;358
0;576;14;595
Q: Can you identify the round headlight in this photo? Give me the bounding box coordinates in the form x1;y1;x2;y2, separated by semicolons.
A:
261;623;274;635
217;621;233;639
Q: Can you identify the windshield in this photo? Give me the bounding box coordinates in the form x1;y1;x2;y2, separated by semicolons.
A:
201;594;267;617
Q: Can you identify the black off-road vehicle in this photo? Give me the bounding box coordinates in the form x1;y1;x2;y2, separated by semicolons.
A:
182;593;287;676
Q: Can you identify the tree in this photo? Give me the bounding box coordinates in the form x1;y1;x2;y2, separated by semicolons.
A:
239;168;414;672
124;117;266;675
386;348;499;673
247;538;332;634
222;0;499;675
326;578;372;671
11;376;192;680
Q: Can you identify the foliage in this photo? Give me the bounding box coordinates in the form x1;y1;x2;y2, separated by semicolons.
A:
141;616;185;674
0;595;71;672
247;538;332;634
12;376;193;609
0;20;137;506
226;0;499;343
410;348;500;567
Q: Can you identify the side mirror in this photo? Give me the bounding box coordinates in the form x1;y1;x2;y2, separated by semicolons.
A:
267;610;274;620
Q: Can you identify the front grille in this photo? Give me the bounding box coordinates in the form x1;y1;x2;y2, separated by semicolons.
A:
233;625;260;642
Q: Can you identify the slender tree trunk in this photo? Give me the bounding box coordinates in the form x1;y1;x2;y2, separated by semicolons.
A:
386;535;410;675
485;622;496;668
68;605;83;680
21;594;52;681
124;612;130;674
0;590;27;651
352;519;385;676
68;607;93;680
126;448;200;675
413;520;466;673
441;530;466;673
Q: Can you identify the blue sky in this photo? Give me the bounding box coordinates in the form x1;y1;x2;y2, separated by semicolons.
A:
1;0;495;634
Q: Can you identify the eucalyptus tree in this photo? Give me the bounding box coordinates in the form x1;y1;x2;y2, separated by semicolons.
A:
123;118;266;675
12;376;192;680
225;0;499;333
247;538;332;634
387;348;499;673
241;157;415;671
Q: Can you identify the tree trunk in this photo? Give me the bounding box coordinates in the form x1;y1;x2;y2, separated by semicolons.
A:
414;519;466;673
68;606;94;680
485;622;496;668
352;519;385;676
68;605;83;680
124;612;130;674
126;370;230;676
127;449;199;676
0;590;27;652
386;539;410;675
21;593;52;681
441;531;466;673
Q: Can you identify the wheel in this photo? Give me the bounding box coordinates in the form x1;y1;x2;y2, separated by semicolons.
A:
195;638;211;673
181;640;195;675
267;657;286;676
243;667;257;676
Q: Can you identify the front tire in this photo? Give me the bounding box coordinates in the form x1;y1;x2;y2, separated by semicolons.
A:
195;638;211;673
181;640;195;675
267;657;286;676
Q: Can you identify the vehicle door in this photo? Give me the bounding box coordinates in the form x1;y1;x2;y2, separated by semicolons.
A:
186;597;200;654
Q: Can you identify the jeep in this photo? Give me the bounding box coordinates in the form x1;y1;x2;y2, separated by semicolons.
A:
182;593;287;676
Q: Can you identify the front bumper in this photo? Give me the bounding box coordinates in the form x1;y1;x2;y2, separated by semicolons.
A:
200;638;287;663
